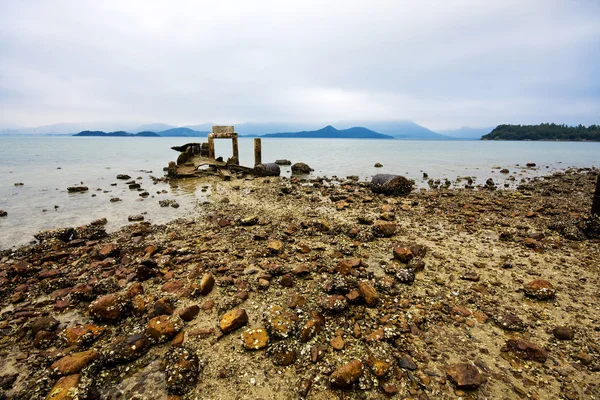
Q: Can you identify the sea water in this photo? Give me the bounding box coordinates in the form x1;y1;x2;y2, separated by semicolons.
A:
1;136;599;249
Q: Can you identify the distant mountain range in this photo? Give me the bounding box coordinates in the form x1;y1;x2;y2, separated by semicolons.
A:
262;125;393;139
72;128;209;137
437;126;494;139
74;130;160;137
0;120;496;140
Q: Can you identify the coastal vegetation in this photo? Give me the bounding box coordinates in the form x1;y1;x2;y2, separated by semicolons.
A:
482;123;600;141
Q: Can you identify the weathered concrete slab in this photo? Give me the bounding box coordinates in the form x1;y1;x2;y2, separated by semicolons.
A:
212;126;234;134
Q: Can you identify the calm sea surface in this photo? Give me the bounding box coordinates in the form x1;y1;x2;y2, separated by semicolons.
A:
1;136;599;250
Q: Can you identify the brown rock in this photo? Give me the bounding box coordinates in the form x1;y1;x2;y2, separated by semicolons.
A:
179;305;200;321
162;280;185;293
242;328;270;350
152;298;174;316
63;325;106;347
393;245;414;263
99;244;118;257
264;305;297;339
292;263;312;275
30;317;59;335
147;315;182;342
336;258;361;275
397;354;417;370
89;294;128;322
219;308;248;333
330;335;345;350
358;281;379;306
318;295;348;312
330;360;363;388
553;326;574;340
280;274;294;288
267;240;284;254
505;338;548;362
368;359;391;378
524;279;556;300
163;347;200;395
103;333;150;365
126;282;144;298
299;314;325;342
45;374;80;400
199;273;215;295
51;350;99;376
288;293;306;309
269;342;297;366
171;331;185;347
34;330;54;349
446;363;483;389
493;313;525;331
524;238;538;248
372;221;397;237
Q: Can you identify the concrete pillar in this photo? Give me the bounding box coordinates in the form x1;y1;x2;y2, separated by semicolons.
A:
592;176;600;215
231;135;239;165
254;138;262;166
208;134;215;159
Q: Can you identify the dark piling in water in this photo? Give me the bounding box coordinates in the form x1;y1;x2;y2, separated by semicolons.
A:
592;176;600;215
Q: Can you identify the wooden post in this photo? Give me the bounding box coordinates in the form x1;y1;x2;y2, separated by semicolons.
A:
592;176;600;215
231;135;239;165
254;138;262;166
208;134;215;159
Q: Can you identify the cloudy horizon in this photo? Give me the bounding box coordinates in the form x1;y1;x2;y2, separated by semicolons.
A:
1;0;598;131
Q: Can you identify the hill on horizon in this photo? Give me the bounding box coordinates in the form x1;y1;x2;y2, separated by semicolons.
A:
334;120;449;139
437;126;494;139
261;125;394;139
157;127;210;137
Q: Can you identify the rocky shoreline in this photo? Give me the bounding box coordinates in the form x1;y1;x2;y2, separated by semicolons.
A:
1;167;599;399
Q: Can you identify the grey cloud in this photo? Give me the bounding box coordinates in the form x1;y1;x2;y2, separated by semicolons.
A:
0;0;598;130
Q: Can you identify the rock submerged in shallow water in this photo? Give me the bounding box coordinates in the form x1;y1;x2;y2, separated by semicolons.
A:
374;162;383;167
116;174;130;180
275;159;292;165
0;210;7;217
291;162;313;174
371;174;413;196
67;186;88;193
128;214;144;222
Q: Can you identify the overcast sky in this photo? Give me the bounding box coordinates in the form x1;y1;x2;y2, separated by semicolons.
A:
0;0;598;130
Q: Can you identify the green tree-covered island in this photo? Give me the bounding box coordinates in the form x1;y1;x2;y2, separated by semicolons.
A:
482;123;600;141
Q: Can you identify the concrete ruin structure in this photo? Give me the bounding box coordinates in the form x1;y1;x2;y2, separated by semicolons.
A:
207;126;239;165
168;125;276;179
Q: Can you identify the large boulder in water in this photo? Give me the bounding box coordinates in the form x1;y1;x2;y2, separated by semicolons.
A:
254;163;281;176
371;174;413;196
291;162;313;174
